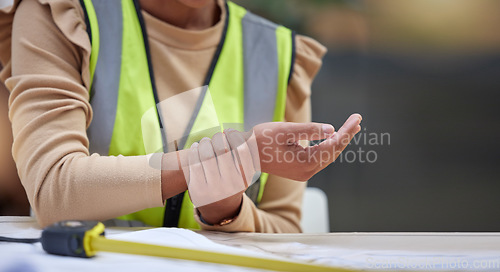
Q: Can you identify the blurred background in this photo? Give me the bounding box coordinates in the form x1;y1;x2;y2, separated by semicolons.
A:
235;0;500;231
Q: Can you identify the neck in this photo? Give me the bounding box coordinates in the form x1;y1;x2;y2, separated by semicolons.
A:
139;0;220;30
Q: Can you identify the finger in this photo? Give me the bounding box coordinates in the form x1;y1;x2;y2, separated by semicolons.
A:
225;129;256;187
214;133;241;176
328;113;362;137
216;133;247;198
187;142;208;207
278;122;335;144
198;137;221;187
217;149;248;200
212;131;240;176
312;113;362;162
214;131;243;178
326;113;362;148
211;132;229;156
188;142;205;185
213;131;256;186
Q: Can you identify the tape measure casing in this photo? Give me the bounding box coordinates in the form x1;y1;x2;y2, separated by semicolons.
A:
41;220;104;258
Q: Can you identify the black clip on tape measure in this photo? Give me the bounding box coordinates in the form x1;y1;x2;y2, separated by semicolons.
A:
40;220;105;258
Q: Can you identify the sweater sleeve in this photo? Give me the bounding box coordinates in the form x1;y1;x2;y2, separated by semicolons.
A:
195;35;327;232
5;0;163;227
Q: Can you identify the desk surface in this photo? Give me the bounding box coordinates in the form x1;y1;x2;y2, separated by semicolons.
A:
1;216;499;271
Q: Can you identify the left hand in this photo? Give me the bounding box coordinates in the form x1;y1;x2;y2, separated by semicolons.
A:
187;114;362;224
253;114;362;181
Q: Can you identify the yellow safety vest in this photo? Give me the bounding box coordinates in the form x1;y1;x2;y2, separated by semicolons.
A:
80;0;295;228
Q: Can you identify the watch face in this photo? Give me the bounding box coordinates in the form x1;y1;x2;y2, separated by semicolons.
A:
218;218;234;226
49;220;99;232
61;221;85;228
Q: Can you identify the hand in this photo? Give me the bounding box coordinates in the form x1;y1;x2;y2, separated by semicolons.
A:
186;130;260;224
253;113;362;181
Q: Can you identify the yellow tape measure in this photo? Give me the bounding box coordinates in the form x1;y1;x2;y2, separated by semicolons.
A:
41;220;357;272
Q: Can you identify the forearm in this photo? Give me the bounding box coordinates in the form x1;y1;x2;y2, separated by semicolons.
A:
6;75;167;227
36;154;162;228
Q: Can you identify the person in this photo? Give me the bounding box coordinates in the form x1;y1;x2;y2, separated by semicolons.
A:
0;0;361;232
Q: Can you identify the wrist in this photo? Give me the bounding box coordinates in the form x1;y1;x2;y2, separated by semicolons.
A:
197;193;243;225
161;151;188;201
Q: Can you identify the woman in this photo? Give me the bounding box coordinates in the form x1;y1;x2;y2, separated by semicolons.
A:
0;0;361;231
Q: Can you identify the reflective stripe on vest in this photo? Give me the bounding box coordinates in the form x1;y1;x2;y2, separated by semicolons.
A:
81;0;294;228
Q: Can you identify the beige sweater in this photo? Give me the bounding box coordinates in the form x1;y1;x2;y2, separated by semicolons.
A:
0;0;327;231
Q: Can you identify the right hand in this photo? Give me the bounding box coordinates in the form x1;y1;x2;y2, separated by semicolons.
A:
186;130;259;208
186;130;259;224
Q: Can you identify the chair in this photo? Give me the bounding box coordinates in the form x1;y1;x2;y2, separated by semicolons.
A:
0;0;13;9
300;187;330;233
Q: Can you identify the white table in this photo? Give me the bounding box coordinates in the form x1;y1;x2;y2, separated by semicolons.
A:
1;216;499;271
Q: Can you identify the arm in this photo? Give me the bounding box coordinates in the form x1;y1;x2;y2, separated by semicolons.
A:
6;0;186;227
